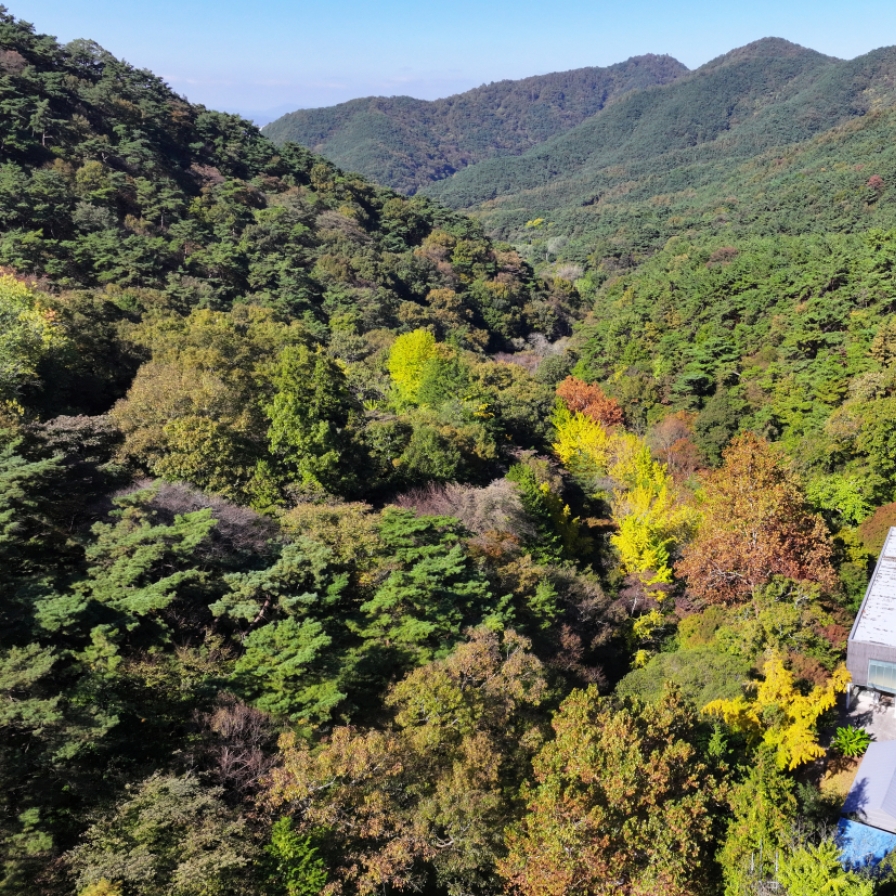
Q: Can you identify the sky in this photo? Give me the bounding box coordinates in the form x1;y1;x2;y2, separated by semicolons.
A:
11;0;896;123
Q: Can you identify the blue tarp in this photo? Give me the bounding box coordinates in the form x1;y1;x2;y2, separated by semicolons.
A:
838;818;896;869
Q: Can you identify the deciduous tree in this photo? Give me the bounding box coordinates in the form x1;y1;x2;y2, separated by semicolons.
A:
608;436;698;583
675;433;836;603
703;653;850;769
551;406;610;483
67;774;260;896
556;375;623;428
267;629;547;896
0;273;65;404
386;328;437;408
499;686;727;896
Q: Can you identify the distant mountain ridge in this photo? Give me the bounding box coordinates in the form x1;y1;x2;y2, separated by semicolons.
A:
412;38;896;254
262;54;689;194
423;38;849;210
265;37;896;253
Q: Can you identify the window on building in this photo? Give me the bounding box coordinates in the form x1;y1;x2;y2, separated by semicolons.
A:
869;659;896;694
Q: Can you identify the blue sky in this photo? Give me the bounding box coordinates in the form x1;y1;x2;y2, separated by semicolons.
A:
12;0;896;121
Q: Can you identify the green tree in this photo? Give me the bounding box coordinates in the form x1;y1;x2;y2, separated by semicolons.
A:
266;344;357;494
265;818;326;896
0;434;64;584
415;347;471;408
776;841;872;896
67;773;261;896
399;421;464;482
72;486;217;636
355;509;494;668
213;538;351;723
718;747;796;895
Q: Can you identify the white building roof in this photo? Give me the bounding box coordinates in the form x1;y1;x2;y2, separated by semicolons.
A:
843;741;896;833
851;527;896;648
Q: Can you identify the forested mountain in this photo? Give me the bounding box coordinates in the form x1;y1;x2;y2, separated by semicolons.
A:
262;54;688;194
424;39;896;235
0;8;893;896
0;14;577;352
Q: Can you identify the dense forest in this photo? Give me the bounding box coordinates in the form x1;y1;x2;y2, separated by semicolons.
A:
262;55;687;195
1;7;895;896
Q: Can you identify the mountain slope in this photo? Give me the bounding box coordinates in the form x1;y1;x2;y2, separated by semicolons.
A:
422;39;843;207
262;55;688;194
0;10;573;362
422;40;896;248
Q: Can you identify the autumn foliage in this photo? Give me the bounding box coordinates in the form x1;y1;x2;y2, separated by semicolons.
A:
647;411;705;481
676;433;836;603
556;376;624;428
267;629;547;896
499;686;726;896
7;10;896;894
703;654;850;769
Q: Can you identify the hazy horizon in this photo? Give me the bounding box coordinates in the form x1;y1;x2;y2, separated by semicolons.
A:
12;0;896;122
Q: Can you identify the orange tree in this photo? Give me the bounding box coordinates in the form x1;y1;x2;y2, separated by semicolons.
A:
675;433;836;604
555;376;624;428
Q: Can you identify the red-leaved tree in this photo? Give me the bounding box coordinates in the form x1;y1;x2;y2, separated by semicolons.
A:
556;376;624;428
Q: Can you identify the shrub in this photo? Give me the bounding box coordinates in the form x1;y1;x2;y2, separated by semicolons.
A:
832;725;872;758
393;479;534;538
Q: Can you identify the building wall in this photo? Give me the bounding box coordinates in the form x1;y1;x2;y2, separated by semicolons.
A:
847;640;896;688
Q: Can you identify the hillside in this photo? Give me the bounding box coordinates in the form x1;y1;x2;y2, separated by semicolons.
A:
0;12;578;361
423;39;896;250
456;91;896;275
262;54;688;194
0;10;892;896
425;39;838;205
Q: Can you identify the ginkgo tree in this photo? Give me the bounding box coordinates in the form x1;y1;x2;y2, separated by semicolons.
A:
551;404;611;481
703;653;851;769
552;404;697;584
387;328;437;408
608;434;699;584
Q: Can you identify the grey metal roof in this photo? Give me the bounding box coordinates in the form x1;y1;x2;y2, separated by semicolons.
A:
843;741;896;833
850;527;896;648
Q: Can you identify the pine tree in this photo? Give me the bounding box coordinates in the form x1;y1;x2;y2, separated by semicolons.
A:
266;344;356;494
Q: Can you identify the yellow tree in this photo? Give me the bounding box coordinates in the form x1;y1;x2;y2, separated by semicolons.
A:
703;654;851;769
553;411;698;583
387;328;437;407
551;406;610;481
0;273;65;405
609;436;698;584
